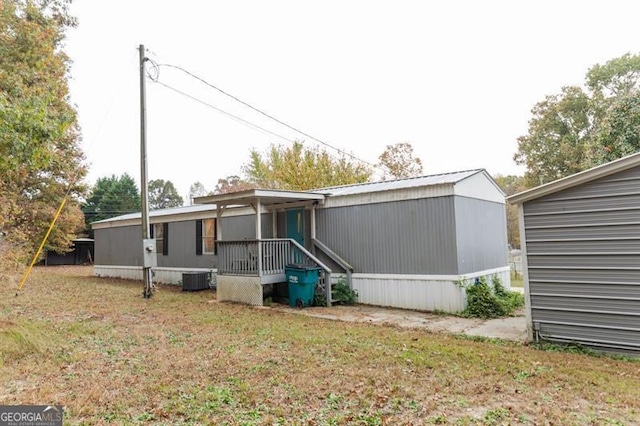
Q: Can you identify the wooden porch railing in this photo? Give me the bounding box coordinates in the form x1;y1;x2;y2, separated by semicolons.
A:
217;239;333;306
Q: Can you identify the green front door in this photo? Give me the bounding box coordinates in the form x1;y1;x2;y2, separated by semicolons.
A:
286;208;305;246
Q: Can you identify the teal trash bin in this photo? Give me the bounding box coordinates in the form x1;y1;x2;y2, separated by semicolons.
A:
285;263;320;308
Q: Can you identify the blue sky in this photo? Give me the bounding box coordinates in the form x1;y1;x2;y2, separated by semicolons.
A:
65;0;640;199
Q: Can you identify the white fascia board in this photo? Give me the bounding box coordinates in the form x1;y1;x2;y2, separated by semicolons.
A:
195;189;324;206
92;206;256;230
454;170;505;204
254;189;325;201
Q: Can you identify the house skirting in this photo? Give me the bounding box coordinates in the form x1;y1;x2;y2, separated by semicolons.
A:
335;266;510;313
217;275;264;306
93;265;216;286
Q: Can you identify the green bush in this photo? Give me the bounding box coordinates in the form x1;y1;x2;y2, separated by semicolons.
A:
333;279;358;305
313;292;327;307
461;276;524;319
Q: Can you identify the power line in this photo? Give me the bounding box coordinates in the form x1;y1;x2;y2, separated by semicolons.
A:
154;80;297;144
151;61;378;169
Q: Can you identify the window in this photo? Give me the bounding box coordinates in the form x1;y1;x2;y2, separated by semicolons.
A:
203;219;216;254
152;223;168;255
196;219;216;255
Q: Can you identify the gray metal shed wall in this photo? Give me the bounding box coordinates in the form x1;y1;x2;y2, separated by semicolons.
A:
315;196;459;274
523;165;640;351
454;197;508;275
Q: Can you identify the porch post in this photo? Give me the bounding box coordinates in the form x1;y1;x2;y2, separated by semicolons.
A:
255;199;263;276
272;210;278;238
310;204;316;239
216;205;225;241
310;204;317;255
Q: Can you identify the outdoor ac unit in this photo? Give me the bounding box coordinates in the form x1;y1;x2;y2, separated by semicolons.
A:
182;272;210;291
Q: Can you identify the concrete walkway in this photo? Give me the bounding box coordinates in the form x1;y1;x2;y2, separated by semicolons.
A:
273;304;528;342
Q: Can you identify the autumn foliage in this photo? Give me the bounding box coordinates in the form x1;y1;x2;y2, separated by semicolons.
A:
0;0;86;270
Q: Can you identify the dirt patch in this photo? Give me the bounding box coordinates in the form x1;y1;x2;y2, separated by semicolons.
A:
274;304;526;341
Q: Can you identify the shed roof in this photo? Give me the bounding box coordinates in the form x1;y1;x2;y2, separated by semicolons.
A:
507;151;640;205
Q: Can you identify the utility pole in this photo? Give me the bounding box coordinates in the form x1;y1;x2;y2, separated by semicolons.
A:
139;44;155;298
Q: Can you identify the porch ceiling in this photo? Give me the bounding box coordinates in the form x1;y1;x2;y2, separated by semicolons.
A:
194;189;325;209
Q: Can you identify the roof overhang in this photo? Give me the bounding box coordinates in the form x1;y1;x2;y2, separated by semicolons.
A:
507;152;640;205
194;189;325;210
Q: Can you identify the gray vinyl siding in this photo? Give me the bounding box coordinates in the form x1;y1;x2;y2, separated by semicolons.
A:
523;165;640;351
222;214;275;240
315;196;458;274
223;215;257;240
94;214;274;268
95;222;215;268
163;220;214;268
454;197;508;275
95;225;143;266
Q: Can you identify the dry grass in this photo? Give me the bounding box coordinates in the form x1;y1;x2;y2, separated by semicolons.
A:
1;266;639;425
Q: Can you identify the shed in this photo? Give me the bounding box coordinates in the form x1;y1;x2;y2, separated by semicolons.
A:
508;152;640;353
93;169;509;313
42;238;95;266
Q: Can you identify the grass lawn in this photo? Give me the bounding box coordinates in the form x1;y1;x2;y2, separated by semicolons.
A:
1;266;639;425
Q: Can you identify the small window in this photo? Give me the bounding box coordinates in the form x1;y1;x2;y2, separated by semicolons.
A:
196;219;216;255
153;223;168;255
203;219;216;254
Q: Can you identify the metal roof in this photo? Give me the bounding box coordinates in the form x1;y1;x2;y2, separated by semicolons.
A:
311;169;484;196
91;204;217;225
507;151;640;204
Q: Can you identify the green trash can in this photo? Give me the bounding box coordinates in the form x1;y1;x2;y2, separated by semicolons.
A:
285;263;320;308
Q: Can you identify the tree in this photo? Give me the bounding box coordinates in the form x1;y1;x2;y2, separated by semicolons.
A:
0;0;86;268
586;53;640;98
590;94;640;165
148;179;183;210
82;174;140;235
214;175;255;194
243;141;372;190
515;53;640;186
377;142;423;180
514;86;593;187
493;175;527;249
188;181;209;204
